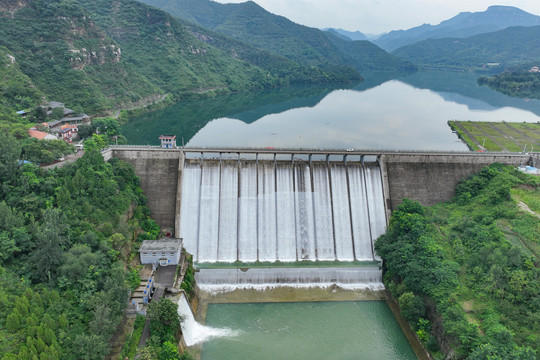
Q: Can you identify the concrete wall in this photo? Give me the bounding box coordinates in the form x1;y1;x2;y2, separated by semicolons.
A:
104;147;536;228
382;153;531;210
106;148;182;227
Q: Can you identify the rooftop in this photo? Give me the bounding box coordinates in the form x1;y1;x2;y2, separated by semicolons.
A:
139;238;182;252
159;135;176;140
28;129;56;140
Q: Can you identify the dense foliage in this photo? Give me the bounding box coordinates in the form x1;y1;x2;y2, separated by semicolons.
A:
323;31;417;72
0;136;158;359
376;164;539;359
0;0;362;119
392;25;540;70
478;70;540;99
176;19;363;85
138;299;192;360
138;0;413;74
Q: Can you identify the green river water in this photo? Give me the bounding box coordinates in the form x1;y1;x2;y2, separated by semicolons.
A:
201;301;417;360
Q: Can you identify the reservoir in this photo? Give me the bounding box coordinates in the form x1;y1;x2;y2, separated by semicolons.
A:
122;70;540;149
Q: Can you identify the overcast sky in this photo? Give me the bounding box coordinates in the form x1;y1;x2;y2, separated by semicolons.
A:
215;0;540;34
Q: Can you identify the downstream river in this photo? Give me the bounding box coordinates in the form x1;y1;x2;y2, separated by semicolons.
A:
122;70;540;150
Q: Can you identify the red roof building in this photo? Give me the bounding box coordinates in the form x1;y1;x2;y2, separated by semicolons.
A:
159;135;177;149
28;129;57;141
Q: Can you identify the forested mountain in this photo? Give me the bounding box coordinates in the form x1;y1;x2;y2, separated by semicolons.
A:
375;6;540;52
174;17;362;85
323;28;368;41
392;25;540;70
0;0;360;117
0;0;160;113
323;31;415;72
137;0;413;72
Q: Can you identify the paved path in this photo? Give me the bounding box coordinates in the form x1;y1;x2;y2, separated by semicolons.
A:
41;151;84;169
137;265;178;347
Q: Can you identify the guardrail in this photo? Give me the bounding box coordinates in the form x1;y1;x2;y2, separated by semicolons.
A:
103;145;535;157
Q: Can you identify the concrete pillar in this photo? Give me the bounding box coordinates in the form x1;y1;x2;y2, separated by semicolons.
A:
378;154;392;224
174;151;185;237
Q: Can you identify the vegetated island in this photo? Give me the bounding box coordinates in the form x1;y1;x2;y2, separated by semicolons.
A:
376;164;539;359
448;120;540;152
478;68;540;100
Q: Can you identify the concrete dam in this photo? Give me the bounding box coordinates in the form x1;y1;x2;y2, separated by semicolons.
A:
103;146;534;289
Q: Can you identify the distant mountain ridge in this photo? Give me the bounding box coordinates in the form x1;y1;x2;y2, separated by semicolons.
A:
138;0;414;72
374;5;540;51
392;25;540;69
323;28;368;41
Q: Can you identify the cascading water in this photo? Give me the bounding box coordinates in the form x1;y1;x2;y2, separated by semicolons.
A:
179;158;387;289
177;293;238;346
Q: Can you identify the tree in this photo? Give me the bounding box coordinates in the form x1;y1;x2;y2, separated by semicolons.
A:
30;106;47;123
6;311;21;332
0;132;21;186
398;292;425;323
50;107;64;120
27;209;68;283
147;298;181;344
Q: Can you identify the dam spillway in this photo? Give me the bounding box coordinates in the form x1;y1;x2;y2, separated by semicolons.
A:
179;156;387;289
180;159;386;263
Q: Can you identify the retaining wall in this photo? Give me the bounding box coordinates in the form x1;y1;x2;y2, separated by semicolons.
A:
382;153;531;210
104;148;183;228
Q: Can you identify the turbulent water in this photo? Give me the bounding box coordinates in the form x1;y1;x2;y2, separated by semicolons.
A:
179;160;386;264
177;293;238;346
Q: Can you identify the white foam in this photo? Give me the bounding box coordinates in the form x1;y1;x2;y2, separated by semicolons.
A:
197;282;385;295
178;294;240;346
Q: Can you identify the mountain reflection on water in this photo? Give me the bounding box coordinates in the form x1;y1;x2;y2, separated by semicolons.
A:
122;71;540;150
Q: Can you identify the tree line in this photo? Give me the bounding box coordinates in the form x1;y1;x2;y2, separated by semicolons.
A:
376;164;539;359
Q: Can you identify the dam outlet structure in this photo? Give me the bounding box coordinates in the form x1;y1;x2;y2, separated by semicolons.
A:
179;155;386;290
103;146;535;290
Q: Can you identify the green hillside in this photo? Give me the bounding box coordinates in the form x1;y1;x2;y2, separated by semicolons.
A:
0;0;160;113
0;0;360;118
376;165;539;359
392;25;540;70
175;18;362;85
138;0;412;73
0;46;43;121
323;31;416;72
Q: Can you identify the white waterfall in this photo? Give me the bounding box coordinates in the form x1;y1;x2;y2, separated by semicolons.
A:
238;163;258;262
179;158;387;287
177;293;238;346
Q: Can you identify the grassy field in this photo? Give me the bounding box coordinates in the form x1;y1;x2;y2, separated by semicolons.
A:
448;121;540;152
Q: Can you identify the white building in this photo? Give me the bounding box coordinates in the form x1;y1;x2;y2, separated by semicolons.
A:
159;135;177;149
139;238;182;266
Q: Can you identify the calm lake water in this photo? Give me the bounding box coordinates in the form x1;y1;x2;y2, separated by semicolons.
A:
201;301;417;360
122;70;540;150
